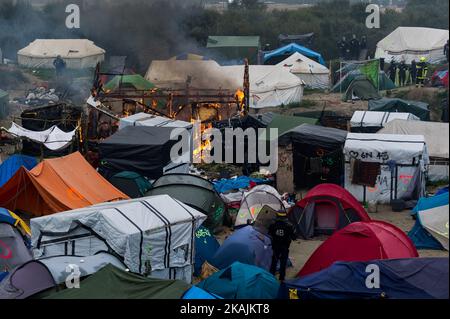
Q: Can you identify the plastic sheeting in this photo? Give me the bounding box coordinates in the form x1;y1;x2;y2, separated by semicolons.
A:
350;111;419;129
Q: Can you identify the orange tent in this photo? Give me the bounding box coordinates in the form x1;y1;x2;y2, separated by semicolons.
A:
0;152;129;216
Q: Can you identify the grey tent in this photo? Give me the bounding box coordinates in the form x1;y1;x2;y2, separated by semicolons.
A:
368;98;430;121
342;76;380;102
0;260;56;299
146;174;225;232
0;224;32;272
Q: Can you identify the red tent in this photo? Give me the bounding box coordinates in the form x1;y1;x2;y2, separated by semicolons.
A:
297;221;419;277
431;70;449;87
289;184;371;239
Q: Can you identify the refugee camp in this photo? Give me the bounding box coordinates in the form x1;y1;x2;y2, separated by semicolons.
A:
0;0;449;304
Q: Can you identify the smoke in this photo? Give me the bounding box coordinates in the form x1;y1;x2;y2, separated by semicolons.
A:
0;0;209;72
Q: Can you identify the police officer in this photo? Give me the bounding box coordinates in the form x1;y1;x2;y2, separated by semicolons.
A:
398;60;407;87
350;34;360;60
410;60;417;85
269;210;296;282
388;58;397;84
416;57;428;87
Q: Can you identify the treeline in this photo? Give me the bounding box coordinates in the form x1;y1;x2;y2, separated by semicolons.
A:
0;0;448;73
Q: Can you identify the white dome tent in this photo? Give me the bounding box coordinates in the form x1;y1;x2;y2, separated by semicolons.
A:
18;39;105;69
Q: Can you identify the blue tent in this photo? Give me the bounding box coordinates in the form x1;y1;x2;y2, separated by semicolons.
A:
197;262;280;299
409;192;449;250
435;186;449;196
0;272;8;283
182;286;222;299
212;176;268;194
279;258;449;299
263;43;326;66
212;226;272;271
194;226;220;277
0;155;37;187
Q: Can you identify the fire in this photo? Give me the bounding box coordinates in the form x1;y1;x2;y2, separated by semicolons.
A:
191;118;213;162
235;89;245;112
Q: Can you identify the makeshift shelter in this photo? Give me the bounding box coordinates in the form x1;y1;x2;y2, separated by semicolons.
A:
18;39;105;69
375;27;449;64
213;176;268;194
344;133;429;204
431;69;449;87
146;174;225;231
235;185;286;228
368;98;430;121
206;36;261;64
264;43;326;66
342;76;380;101
278;124;348;191
278;52;330;89
350;111;419;133
282;258;449;299
289;184;371;239
45;264;191;299
0;223;32;272
297;221;419;277
263;113;318;141
332;70;395;93
39;252;127;285
379;120;449;182
0;154;37;187
103;74;155;91
0;89;8;119
0;207;31;236
0;260;56;299
194;226;220;277
409;192;449;250
108;171;152;198
99;126;187;180
31;195;206;283
212;226;272;271
0;152;129;216
197;262;279;299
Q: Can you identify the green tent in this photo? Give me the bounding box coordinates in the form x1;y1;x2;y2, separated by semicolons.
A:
342;76;381;101
206;36;261;64
332;70;395;93
108;171;152;198
368;97;430;121
45;264;191;299
263;113;318;141
0;89;9;119
104;74;155;91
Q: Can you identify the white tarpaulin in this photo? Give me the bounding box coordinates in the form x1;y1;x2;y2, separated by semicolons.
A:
344;133;429;204
375;27;449;64
7;122;77;151
419;204;449;251
18;39;105;69
278;52;330;89
350;111;419;129
31;195;206;283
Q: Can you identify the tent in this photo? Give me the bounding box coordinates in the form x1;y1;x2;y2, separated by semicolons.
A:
197;262;279;299
332;70;395;93
278;52;330;89
409;192;449;250
379;120;449;182
108;171;152;198
368;98;430;121
350;111;419;133
0;260;56;299
431;69;449;87
235;185;286;228
282;258;449;299
206;36;261;64
0;154;37;187
213;176;268;194
31;195;206;283
264;43;326;66
182;286;221;299
18;39;105;69
278;124;348;189
146;174;225;231
98;126;187;180
0;208;31;236
375;27;449;64
211;226;272;271
289;184;371;239
45;264;191;299
0;152;128;216
194;226;220;277
103;74;155;91
0;152;128;215
344;133;429;204
342;76;380;101
263;113;318;141
0;223;32;272
39;252;127;285
297;221;419;277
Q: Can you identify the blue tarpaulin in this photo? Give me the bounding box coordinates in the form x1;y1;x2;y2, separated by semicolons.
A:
182;286;222;299
194;226;220;277
279;258;449;299
213;176;268;193
0;155;37;187
263;43;326;65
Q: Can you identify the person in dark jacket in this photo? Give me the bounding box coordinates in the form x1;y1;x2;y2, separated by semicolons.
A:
269;211;296;282
337;36;348;60
350;34;360;60
410;60;417;85
398;60;408;87
388;59;397;84
444;40;449;62
53;55;66;77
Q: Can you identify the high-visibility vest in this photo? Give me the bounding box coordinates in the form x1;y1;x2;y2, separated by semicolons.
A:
416;62;428;79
